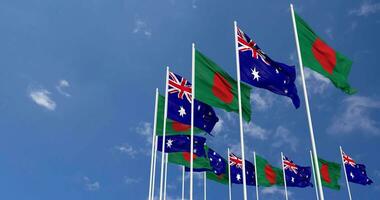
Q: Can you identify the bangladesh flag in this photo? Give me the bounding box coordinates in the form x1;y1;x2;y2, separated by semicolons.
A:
155;95;202;136
167;147;211;170
256;154;284;187
294;12;356;94
195;50;252;122
206;170;229;185
318;158;341;190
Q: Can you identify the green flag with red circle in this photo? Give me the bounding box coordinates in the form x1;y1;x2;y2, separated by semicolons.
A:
294;12;356;94
256;154;284;187
317;158;341;190
194;50;252;122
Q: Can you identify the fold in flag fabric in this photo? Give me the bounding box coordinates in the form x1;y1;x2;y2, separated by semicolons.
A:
282;155;312;187
294;12;356;94
256;154;284;187
155;94;202;136
167;71;219;134
186;147;229;185
229;153;255;185
342;151;373;185
237;27;300;108
195;50;252;122
318;158;341;190
156;135;206;156
167;145;211;170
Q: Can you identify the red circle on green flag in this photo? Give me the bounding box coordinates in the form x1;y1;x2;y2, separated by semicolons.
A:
182;152;197;162
264;164;276;185
312;38;336;75
321;163;331;183
212;72;233;104
172;121;190;132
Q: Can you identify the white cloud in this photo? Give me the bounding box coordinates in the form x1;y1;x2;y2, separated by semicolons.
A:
29;88;56;111
272;126;298;152
115;143;138;158
350;1;380;16
244;122;269;140
56;79;71;97
133;19;152;37
261;187;292;197
328;96;380;135
136;122;153;143
212;118;224;135
83;176;100;191
124;176;141;184
250;92;274;111
302;68;331;94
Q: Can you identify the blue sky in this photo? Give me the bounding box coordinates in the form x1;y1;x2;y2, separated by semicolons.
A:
0;0;379;199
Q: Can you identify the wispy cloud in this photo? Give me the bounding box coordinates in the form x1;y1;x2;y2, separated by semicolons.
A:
244;122;269;140
272;126;299;152
114;143;138;158
29;88;56;111
261;187;292;197
349;1;380;16
302;68;331;94
83;176;100;191
124;176;141;184
191;0;197;9
328;96;380;135
212;118;224;136
250;92;274;111
56;79;71;97
136;122;153;143
133;19;152;37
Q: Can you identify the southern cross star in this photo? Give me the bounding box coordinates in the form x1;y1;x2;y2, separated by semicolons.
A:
251;68;260;81
166;139;173;148
178;106;186;117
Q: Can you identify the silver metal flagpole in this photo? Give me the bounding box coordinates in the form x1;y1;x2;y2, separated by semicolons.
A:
228;148;232;200
190;43;195;200
290;4;325;200
281;152;289;200
310;150;319;200
340;146;353;200
152;136;159;200
159;67;170;200
163;154;168;200
233;20;248;200
182;166;185;200
204;172;207;200
253;151;259;200
149;89;159;200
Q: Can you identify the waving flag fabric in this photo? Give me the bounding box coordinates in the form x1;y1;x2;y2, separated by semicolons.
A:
155;94;202;136
229;153;255;185
167;71;219;134
283;155;312;187
256;154;284;187
195;50;252;122
318;158;341;190
342;151;373;185
237;27;300;108
156;135;206;156
168;145;211;170
294;12;356;94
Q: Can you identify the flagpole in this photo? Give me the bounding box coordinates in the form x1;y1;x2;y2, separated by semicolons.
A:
149;89;159;200
152;136;158;200
159;67;170;200
190;43;195;200
281;152;289;200
163;153;168;200
290;4;324;200
253;151;259;200
228;148;232;200
310;150;319;200
340;146;353;200
234;20;248;200
204;172;207;200
182;166;185;200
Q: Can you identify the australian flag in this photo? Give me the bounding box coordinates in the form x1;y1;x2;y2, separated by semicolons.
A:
229;153;255;185
237;27;300;108
167;71;219;134
283;155;312;187
342;151;373;185
186;147;228;178
157;135;207;157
